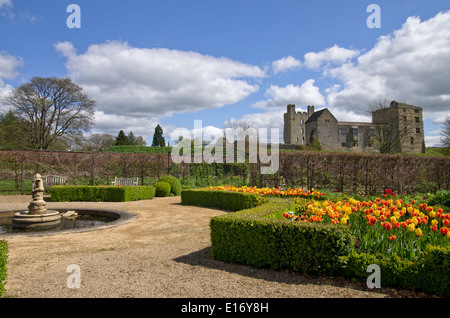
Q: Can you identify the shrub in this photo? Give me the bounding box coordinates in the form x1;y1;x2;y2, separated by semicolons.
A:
155;181;171;197
428;190;450;208
210;202;354;275
340;245;450;296
181;189;266;211
0;240;7;297
158;175;182;196
50;185;155;202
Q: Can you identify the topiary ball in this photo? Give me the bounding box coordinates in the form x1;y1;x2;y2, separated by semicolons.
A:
154;181;171;197
158;175;181;196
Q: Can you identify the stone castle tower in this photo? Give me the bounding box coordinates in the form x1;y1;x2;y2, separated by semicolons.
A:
283;104;315;146
283;101;425;153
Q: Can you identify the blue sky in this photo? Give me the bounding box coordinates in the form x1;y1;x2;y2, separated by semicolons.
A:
1;0;449;146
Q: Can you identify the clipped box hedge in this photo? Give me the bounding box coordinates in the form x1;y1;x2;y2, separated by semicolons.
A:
209;198;354;275
181;189;267;211
0;240;7;297
50;185;156;202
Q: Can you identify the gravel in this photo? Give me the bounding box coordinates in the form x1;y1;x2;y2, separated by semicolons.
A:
0;195;434;299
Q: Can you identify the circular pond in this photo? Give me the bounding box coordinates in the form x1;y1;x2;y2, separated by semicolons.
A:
0;208;136;236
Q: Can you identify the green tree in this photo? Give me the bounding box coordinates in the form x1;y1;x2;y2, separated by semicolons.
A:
115;130;129;145
152;124;165;147
0;109;30;149
127;131;137;145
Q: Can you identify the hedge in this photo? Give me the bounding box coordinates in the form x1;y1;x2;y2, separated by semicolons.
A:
0;240;7;297
185;189;450;296
155;181;171;197
340;245;450;296
181;189;267;211
158;175;182;196
209;198;354;275
50;185;156;202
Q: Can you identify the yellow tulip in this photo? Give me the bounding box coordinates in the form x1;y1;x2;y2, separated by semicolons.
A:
390;216;397;224
415;228;423;237
429;211;436;218
431;219;438;226
412;218;419;226
408;223;415;232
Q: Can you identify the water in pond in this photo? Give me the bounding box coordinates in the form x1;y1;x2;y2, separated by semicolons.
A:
0;211;114;234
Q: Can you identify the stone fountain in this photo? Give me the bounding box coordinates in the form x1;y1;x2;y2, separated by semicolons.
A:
12;173;61;230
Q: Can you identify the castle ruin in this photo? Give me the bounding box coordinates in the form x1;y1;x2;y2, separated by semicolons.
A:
283;101;425;153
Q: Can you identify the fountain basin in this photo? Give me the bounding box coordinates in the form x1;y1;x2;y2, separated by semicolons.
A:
0;208;137;236
12;210;61;230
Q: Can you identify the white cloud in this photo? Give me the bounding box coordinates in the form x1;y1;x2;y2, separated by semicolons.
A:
323;11;450;117
304;45;360;69
272;56;301;74
0;51;23;108
0;51;23;84
55;41;265;123
425;135;444;148
0;0;12;10
252;79;326;109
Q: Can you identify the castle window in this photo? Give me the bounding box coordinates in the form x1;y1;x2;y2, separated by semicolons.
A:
403;116;406;121
403;109;406;113
340;128;346;136
341;143;346;147
325;119;330;123
415;109;419;113
352;128;358;137
416;128;420;134
415;117;420;123
404;126;407;135
411;137;414;144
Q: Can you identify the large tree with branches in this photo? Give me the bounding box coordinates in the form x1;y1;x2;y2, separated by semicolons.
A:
3;77;95;150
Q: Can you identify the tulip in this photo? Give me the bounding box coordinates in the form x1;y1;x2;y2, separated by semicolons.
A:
415;228;423;237
388;235;396;241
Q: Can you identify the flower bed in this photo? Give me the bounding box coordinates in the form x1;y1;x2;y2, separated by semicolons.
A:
187;186;450;296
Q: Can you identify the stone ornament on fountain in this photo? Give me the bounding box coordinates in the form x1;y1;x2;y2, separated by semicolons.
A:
12;173;61;230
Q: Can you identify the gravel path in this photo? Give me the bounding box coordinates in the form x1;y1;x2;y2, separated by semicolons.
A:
0;195;429;298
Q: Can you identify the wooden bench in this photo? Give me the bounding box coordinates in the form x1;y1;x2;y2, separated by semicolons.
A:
39;175;68;189
111;177;139;186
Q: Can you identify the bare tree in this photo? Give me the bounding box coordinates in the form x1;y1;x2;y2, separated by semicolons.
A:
442;116;450;148
367;97;402;154
3;77;95;150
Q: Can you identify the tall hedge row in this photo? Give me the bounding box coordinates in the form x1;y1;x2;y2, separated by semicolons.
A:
50;185;156;202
